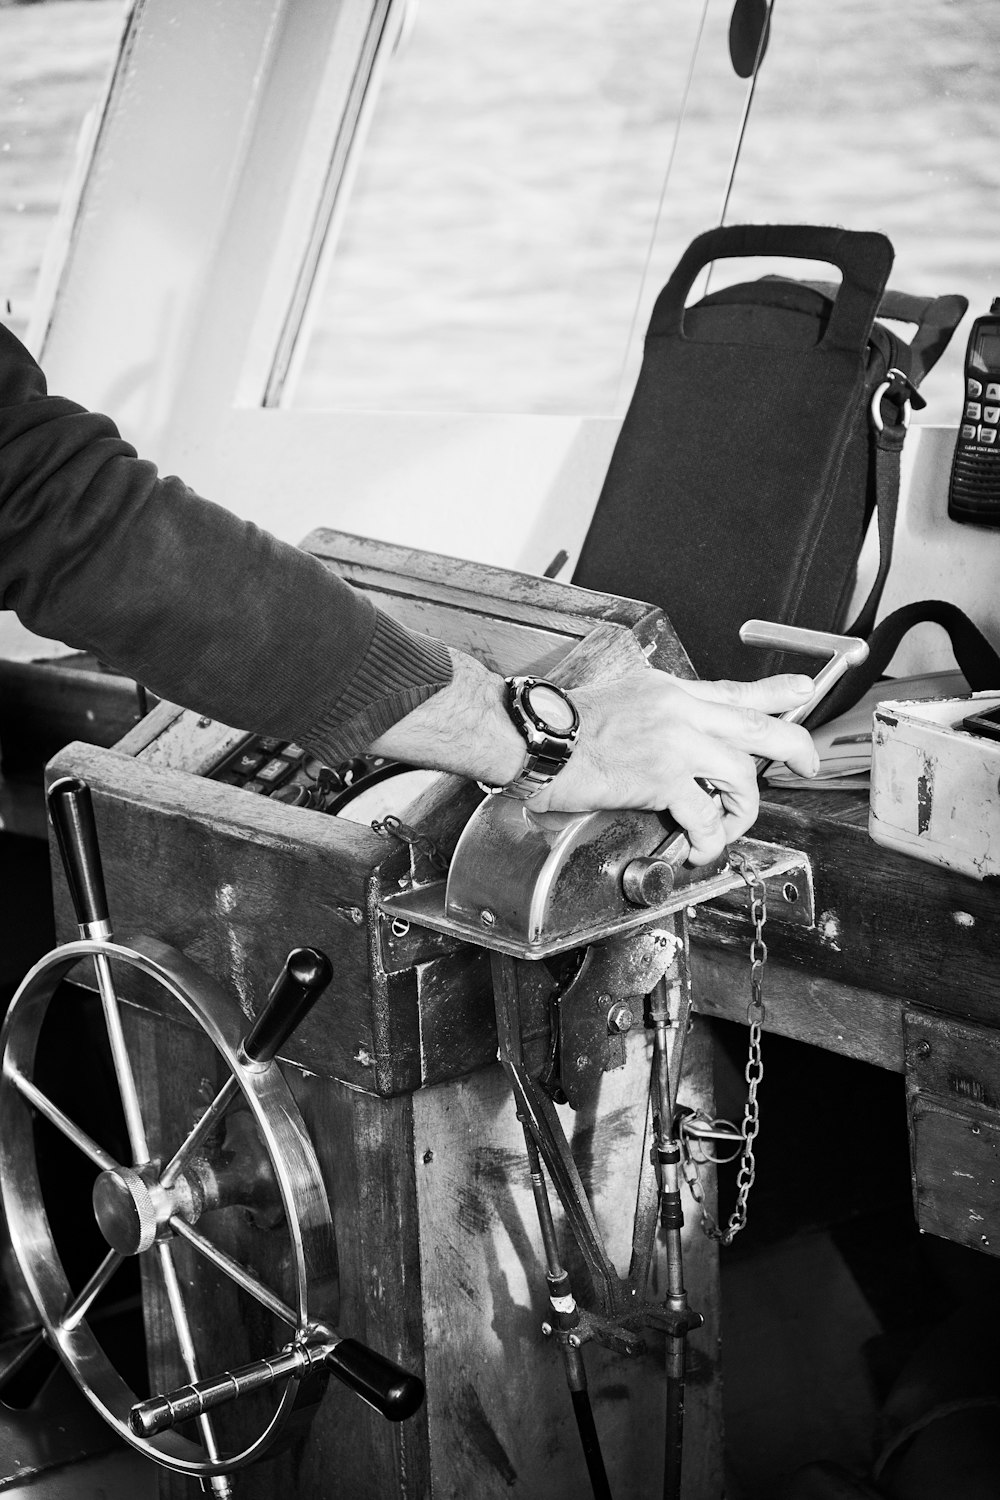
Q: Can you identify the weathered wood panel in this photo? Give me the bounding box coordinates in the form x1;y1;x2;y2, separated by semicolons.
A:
907;1097;1000;1256
903;1009;1000;1257
691;949;907;1074
412;1020;723;1500
46;743;417;1094
301;527;693;679
692;798;1000;1025
904;1008;1000;1113
0;655;149;771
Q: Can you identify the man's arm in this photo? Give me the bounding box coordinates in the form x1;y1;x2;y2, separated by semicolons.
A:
1;321;817;854
0;324;451;760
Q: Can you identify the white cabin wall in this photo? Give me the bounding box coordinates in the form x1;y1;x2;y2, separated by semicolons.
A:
33;0;620;573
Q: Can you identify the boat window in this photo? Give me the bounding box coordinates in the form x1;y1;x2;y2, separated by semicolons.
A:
0;0;130;348
286;0;997;426
285;0;740;416
715;0;1000;426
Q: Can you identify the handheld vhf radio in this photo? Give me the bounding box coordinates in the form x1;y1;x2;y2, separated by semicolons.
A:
948;296;1000;527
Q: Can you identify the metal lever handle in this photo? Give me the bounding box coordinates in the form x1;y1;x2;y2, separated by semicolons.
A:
240;948;333;1065
738;619;870;738
47;777;112;936
128;1334;425;1437
622;620;870;907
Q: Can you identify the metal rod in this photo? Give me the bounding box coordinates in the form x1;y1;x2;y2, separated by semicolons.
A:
169;1217;298;1327
521;1127;612;1500
94;951;150;1164
491;952;620;1314
5;1065;119;1172
156;1239;223;1464
61;1248;125;1332
571;1386;614;1500
649;977;689;1500
159;1075;240;1191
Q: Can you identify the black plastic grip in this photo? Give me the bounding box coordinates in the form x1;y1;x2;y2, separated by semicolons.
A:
326;1338;425;1422
47;777;110;931
242;948;334;1064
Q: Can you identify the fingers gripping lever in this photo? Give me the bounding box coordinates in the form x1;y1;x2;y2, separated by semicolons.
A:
622;620;869;907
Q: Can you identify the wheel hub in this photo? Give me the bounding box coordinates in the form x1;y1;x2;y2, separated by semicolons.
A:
92;1165;159;1255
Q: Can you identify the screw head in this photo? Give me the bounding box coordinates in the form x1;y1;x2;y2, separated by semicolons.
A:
480;909;496;928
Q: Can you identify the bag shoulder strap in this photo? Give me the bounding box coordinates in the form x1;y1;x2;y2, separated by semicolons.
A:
810;600;1000;727
875;290;969;386
798;281;967;387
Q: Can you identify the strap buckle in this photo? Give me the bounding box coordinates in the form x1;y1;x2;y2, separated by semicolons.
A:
871;365;926;434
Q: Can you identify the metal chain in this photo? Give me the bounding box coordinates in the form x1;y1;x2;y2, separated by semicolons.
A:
370;814;449;873
682;851;767;1246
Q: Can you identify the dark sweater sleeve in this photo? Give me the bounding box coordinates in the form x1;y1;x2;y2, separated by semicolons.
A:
0;325;452;760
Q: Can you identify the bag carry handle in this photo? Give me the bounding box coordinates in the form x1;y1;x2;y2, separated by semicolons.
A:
649;223;895;354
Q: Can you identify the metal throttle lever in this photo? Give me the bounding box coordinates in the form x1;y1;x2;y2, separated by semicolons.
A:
622;621;870;907
129;1331;425;1437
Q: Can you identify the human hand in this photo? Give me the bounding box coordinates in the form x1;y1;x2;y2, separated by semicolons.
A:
533;670;820;864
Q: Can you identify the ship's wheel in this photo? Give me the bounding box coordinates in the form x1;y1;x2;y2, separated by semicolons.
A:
0;778;422;1496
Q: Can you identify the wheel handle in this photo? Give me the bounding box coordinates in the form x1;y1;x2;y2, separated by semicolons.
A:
241;947;334;1065
129;1332;425;1436
47;777;111;936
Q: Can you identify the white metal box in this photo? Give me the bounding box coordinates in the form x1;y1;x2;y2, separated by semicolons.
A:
869;692;1000;879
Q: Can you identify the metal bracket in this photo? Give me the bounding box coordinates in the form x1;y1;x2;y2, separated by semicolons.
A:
555;928;681;1108
380;834;813;960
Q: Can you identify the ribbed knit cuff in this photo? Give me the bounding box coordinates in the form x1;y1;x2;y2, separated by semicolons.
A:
303;607;453;762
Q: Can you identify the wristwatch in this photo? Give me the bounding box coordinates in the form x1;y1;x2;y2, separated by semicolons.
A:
481;676;580;801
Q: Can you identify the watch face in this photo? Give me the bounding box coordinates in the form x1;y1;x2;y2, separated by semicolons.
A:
525;681;577;735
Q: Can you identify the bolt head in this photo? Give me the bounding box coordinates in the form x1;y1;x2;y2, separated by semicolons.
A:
607;1003;635;1034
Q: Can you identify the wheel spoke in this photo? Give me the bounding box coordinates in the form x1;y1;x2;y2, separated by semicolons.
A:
5;1065;119;1172
61;1248;125;1332
168;1217;297;1328
159;1075;240;1191
95;953;150;1164
0;1326;48;1389
0;1249;123;1394
156;1239;223;1463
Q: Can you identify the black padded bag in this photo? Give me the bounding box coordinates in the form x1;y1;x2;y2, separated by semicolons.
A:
573;223;968;702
